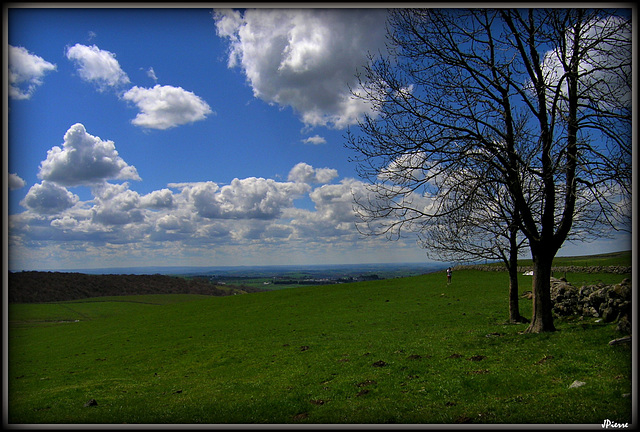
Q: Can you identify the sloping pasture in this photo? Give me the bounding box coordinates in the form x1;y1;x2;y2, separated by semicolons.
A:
8;270;632;424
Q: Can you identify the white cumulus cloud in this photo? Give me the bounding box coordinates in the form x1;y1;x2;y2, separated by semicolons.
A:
20;181;79;214
190;177;310;220
288;162;338;184
146;67;158;82
90;182;144;226
288;178;367;240
9;173;27;190
140;188;175;209
309;179;364;224
541;14;632;112
122;85;213;130
8;45;57;100
378;152;428;184
302;135;327;145
214;8;388;129
38;123;141;187
66;43;130;90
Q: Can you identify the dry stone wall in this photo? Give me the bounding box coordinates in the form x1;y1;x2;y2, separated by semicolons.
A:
548;277;632;334
456;265;632;274
457;264;633;334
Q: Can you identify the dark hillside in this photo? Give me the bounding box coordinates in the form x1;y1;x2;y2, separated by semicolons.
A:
8;271;266;303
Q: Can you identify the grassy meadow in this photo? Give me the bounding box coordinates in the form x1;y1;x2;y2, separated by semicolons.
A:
8;267;633;425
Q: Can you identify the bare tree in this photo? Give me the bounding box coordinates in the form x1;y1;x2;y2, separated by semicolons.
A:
417;172;530;324
347;8;632;333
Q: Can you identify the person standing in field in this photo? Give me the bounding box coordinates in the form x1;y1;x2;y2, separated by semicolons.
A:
446;267;452;285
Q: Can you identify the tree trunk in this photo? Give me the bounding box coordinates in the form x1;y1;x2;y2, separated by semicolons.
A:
508;266;527;324
524;253;556;333
507;225;527;324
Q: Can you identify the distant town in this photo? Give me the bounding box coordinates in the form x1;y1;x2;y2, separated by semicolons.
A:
201;272;384;287
179;262;448;290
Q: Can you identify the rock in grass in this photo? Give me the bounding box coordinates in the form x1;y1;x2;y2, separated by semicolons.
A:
292;412;308;421
468;355;486;361
84;399;98;407
535;355;554;365
569;380;586;389
608;336;631;346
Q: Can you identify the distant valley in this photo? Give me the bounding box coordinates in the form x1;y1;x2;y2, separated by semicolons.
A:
35;262;447;278
8;262;448;303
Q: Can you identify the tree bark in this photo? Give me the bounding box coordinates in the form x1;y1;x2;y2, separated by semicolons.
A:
508;266;527;324
525;252;556;333
507;226;527;324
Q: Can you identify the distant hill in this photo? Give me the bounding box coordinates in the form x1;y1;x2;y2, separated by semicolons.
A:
8;252;631;304
469;250;632;269
550;250;632;267
26;262;446;277
8;271;266;304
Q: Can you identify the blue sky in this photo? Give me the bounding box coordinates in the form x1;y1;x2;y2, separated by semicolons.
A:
6;6;632;271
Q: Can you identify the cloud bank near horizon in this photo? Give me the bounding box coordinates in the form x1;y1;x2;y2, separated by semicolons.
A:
9;123;414;270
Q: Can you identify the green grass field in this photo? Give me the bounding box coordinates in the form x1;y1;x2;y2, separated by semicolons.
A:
8;268;633;425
